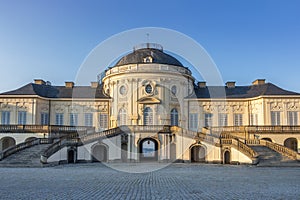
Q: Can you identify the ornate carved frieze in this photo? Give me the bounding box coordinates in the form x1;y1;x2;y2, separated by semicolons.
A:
270;102;283;111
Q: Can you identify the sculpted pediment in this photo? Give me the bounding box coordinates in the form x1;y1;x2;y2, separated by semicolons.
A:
137;96;160;104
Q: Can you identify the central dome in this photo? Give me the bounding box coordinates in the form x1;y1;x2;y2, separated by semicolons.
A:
115;43;184;67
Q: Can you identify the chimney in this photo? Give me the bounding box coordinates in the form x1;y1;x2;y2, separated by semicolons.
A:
252;79;266;85
226;81;236;88
91;81;99;88
34;79;46;85
65;81;75;88
198;81;206;88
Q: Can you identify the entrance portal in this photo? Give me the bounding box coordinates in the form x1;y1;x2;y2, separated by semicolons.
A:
284;138;298;151
191;145;206;162
224;151;230;164
91;144;108;162
139;138;158;162
67;149;75;163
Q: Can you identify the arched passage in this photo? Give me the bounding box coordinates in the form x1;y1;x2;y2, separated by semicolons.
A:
224;150;231;164
0;137;16;151
190;145;206;163
67;149;76;164
139;138;158;162
261;138;273;142
25;137;37;142
91;144;108;162
284;138;298;151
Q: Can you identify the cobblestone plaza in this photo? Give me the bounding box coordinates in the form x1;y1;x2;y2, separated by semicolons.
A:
0;164;299;199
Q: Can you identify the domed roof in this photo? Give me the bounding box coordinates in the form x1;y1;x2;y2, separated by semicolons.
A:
115;44;184;67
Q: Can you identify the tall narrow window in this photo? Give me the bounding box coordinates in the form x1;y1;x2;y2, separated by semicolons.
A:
271;111;281;125
70;113;78;126
189;113;198;131
144;107;153;125
234;114;243;126
250;114;258;125
41;112;49;125
55;113;64;125
218;113;228;126
18;111;27;125
1;111;10;125
85;113;93;126
170;108;179;126
288;111;298;125
204;113;213;127
118;108;127;126
99;113;108;129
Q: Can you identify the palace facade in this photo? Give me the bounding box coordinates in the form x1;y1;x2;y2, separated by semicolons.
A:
0;43;299;165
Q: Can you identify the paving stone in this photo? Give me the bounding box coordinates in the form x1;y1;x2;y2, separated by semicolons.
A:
0;163;299;199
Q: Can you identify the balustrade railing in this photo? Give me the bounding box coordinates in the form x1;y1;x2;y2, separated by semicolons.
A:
208;125;300;134
0;138;53;161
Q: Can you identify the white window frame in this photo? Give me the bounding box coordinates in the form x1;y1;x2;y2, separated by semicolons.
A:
204;113;213;127
85;113;93;127
99;113;108;129
18;111;27;125
271;111;281;125
170;108;179;126
189;113;198;131
234;114;243;126
1;111;10;125
41;112;49;125
288;111;298;126
218;113;228;126
70;113;78;126
55;113;64;125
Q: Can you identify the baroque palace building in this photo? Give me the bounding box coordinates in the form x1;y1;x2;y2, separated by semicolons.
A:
0;43;299;165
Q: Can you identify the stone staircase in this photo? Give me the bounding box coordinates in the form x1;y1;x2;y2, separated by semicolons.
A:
0;144;52;167
249;145;300;166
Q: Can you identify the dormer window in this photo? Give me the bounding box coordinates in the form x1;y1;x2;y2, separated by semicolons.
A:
143;56;153;63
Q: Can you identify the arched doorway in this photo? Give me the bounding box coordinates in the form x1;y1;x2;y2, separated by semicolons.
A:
190;145;206;162
261;138;272;142
91;144;108;162
224;150;231;164
139;138;158;162
67;149;75;164
284;138;298;151
0;137;16;151
25;137;37;142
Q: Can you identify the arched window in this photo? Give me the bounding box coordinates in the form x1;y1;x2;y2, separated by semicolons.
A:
144;107;153;125
170;108;179;126
118;108;127;125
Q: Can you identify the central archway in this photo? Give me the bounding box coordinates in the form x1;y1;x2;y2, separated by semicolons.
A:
284;138;298;151
91;144;108;162
0;137;16;151
190;145;206;163
139;138;158;162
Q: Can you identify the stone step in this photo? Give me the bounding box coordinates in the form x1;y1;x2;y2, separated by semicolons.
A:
249;145;298;166
0;144;52;167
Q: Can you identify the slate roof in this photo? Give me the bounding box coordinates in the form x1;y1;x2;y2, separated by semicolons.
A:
0;83;110;99
115;48;184;67
188;83;300;99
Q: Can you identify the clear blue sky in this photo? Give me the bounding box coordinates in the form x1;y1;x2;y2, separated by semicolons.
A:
0;0;300;93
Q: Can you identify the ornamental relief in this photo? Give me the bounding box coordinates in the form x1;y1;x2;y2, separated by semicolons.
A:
98;104;108;112
270;102;283;111
203;104;215;112
0;103;12;110
55;105;65;113
218;105;229;112
287;102;299;111
232;105;244;112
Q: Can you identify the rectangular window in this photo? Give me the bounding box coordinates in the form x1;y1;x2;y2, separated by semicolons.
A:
234;114;243;126
1;111;10;125
288;111;298;125
18;111;27;125
41;112;49;125
204;113;213;127
189;113;198;131
250;114;258;126
218;113;228;126
85;113;93;126
99;113;108;129
271;111;281;125
70;113;78;126
55;113;64;125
